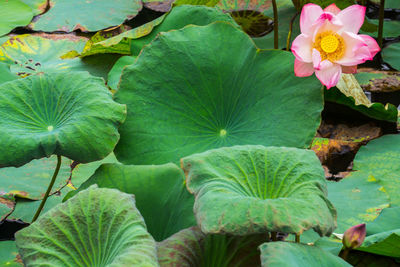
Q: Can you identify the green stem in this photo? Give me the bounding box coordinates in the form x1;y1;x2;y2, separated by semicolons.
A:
271;232;277;241
286;12;300;51
32;155;62;223
272;0;279;49
339;247;351;261
295;234;300;243
378;0;385;48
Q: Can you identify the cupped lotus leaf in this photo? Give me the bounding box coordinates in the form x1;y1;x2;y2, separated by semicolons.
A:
327;173;390;234
0;155;72;200
116;22;323;165
0;0;33;37
358;229;400;257
259;242;351;267
0;34;119;79
0;241;20;266
0;194;15;221
324;86;398;123
0;72;126;167
130;5;239;55
64;163;195;241
31;0;142;32
157;226;266;266
366;207;400;235
15;186;158;266
382;42;400;71
182;145;336;236
108;56;136;90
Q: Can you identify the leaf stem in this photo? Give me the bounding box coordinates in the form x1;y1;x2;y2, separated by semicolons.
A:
271;232;277;241
378;0;385;48
295;234;300;243
286;12;299;51
272;0;279;49
32;155;62;223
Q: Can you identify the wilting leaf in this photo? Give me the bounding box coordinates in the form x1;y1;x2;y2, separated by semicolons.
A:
0;195;15;221
107;56;136;90
0;241;20;266
358;229;400;257
15;186;158;266
0;0;33;37
382;42;400;71
158;227;265;266
182;145;336;236
0;72;126;167
336;74;371;107
115;22;323;165
0;156;72;200
259;242;351;267
64;163;195;241
30;0;143;32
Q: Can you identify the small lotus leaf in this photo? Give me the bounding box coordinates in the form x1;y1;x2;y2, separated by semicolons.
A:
382;42;400;71
15;185;158;266
115;22;323;165
0;72;126;167
182;145;336;236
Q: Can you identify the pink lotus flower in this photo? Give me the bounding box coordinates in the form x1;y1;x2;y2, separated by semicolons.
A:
291;3;380;89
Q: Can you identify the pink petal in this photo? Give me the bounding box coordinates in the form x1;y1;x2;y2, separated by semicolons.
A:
312;18;343;41
315;61;342;89
342;65;357;74
312;49;322;70
324;3;341;15
300;3;323;35
294;59;314;77
291;34;313;62
337;5;366;33
359;34;380;58
336;31;369;66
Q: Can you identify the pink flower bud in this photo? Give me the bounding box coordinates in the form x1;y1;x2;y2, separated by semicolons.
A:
342;224;366;249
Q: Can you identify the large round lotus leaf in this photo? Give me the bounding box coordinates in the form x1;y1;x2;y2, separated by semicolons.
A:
107;56;136;90
0;34;119;79
64;163;195;241
30;0;142;32
259;242;351;267
0;0;33;37
115;22;323;165
0;72;126;167
382;42;400;71
130;5;239;55
15;186;158;266
0;155;72;200
182;145;336;236
158;226;266;266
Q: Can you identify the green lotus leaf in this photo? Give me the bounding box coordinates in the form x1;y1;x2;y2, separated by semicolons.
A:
324;86;398;123
0;155;72;200
174;0;219;7
358;229;400;257
130;5;239;55
360;20;400;38
30;0;142;32
0;194;15;221
382;42;400;71
182;145;336;236
21;0;47;15
0;0;33;37
0;62;18;85
64;163;195;241
15;185;158;266
115;22;323;165
354;72;388;86
259;242;351;267
0;34;120;79
108;56;136;90
366;207;400;235
158;226;266;266
386;0;400;8
0;241;20;267
0;72;126;167
327;173;390;234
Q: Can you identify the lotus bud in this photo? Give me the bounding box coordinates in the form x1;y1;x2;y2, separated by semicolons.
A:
342;224;366;249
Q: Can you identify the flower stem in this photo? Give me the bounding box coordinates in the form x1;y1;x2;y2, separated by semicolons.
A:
339;247;351;261
378;0;385;48
31;155;62;223
272;0;278;49
286;12;299;51
271;232;277;241
295;234;300;243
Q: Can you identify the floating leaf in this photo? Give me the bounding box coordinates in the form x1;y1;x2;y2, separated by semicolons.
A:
259;242;351;267
21;0;47;15
174;0;219;6
0;62;18;85
358;229;400;257
115;22;323;165
0;241;20;266
366;207;400;235
64;163;195;241
354;72;388;86
0;72;126;167
107;56;136;90
360;20;400;38
182;145;336;236
382;42;400;71
0;0;33;37
30;0;143;32
0;156;72;200
15;186;158;266
144;0;174;12
0;195;15;221
158;227;265;266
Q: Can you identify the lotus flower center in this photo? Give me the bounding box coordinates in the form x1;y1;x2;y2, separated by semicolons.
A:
47;125;54;131
321;35;339;53
313;31;345;62
220;129;227;137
